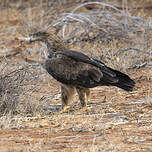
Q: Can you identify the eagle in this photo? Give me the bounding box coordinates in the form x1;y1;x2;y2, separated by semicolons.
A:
26;31;135;112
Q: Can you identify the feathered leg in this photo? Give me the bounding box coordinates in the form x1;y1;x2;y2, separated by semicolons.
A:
76;87;90;109
61;84;75;113
84;88;90;103
76;87;92;112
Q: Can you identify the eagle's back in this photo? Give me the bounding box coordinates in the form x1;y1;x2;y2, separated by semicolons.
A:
45;50;135;91
45;51;103;88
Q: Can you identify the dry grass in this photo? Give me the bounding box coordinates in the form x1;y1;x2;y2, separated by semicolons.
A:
0;0;152;151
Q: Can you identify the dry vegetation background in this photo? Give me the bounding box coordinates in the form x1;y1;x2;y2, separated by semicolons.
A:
0;0;152;151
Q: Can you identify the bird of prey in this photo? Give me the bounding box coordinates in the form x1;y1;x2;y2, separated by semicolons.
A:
26;31;135;112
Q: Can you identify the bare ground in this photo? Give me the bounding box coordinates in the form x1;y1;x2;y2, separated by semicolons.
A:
0;1;152;152
0;68;152;151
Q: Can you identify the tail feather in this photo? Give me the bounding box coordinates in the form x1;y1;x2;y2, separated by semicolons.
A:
109;69;135;91
93;58;135;91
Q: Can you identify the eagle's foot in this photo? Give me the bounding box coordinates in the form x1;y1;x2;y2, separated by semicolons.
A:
60;105;69;113
81;106;92;112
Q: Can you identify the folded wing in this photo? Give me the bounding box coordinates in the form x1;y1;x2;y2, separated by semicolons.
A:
45;50;135;90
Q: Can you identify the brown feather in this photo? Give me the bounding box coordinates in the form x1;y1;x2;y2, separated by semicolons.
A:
28;31;135;112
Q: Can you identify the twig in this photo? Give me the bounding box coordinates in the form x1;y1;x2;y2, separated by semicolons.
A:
0;48;21;59
1;67;25;79
115;47;152;56
63;13;97;26
128;62;152;69
21;56;42;66
42;1;151;46
128;62;147;69
71;2;143;21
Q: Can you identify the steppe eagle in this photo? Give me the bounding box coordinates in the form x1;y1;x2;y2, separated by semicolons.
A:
26;31;135;112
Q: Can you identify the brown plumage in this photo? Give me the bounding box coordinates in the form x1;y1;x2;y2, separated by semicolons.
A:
28;31;135;112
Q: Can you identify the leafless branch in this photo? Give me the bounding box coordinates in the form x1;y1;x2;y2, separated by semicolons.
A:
71;2;143;21
0;49;20;59
44;1;151;44
115;47;152;56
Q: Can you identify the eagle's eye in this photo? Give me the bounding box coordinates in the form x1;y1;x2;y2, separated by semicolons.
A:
33;32;41;37
29;31;48;42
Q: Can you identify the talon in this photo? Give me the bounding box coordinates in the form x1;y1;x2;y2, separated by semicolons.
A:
60;105;69;113
82;106;92;112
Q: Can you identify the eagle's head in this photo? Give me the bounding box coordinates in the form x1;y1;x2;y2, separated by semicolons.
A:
29;31;49;43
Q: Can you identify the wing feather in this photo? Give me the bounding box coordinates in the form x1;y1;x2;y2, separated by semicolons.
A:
45;52;103;87
45;50;123;88
59;50;116;77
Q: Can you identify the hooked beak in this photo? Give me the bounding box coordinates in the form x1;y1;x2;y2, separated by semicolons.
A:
17;37;33;43
28;36;39;43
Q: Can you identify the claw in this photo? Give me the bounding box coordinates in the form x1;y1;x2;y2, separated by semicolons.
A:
60;105;69;113
82;106;92;112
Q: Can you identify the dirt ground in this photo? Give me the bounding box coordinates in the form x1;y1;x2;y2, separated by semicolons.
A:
0;1;152;152
0;69;152;152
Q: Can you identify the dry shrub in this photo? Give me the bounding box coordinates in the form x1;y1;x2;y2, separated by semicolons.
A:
0;61;53;117
0;64;24;116
17;1;152;71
